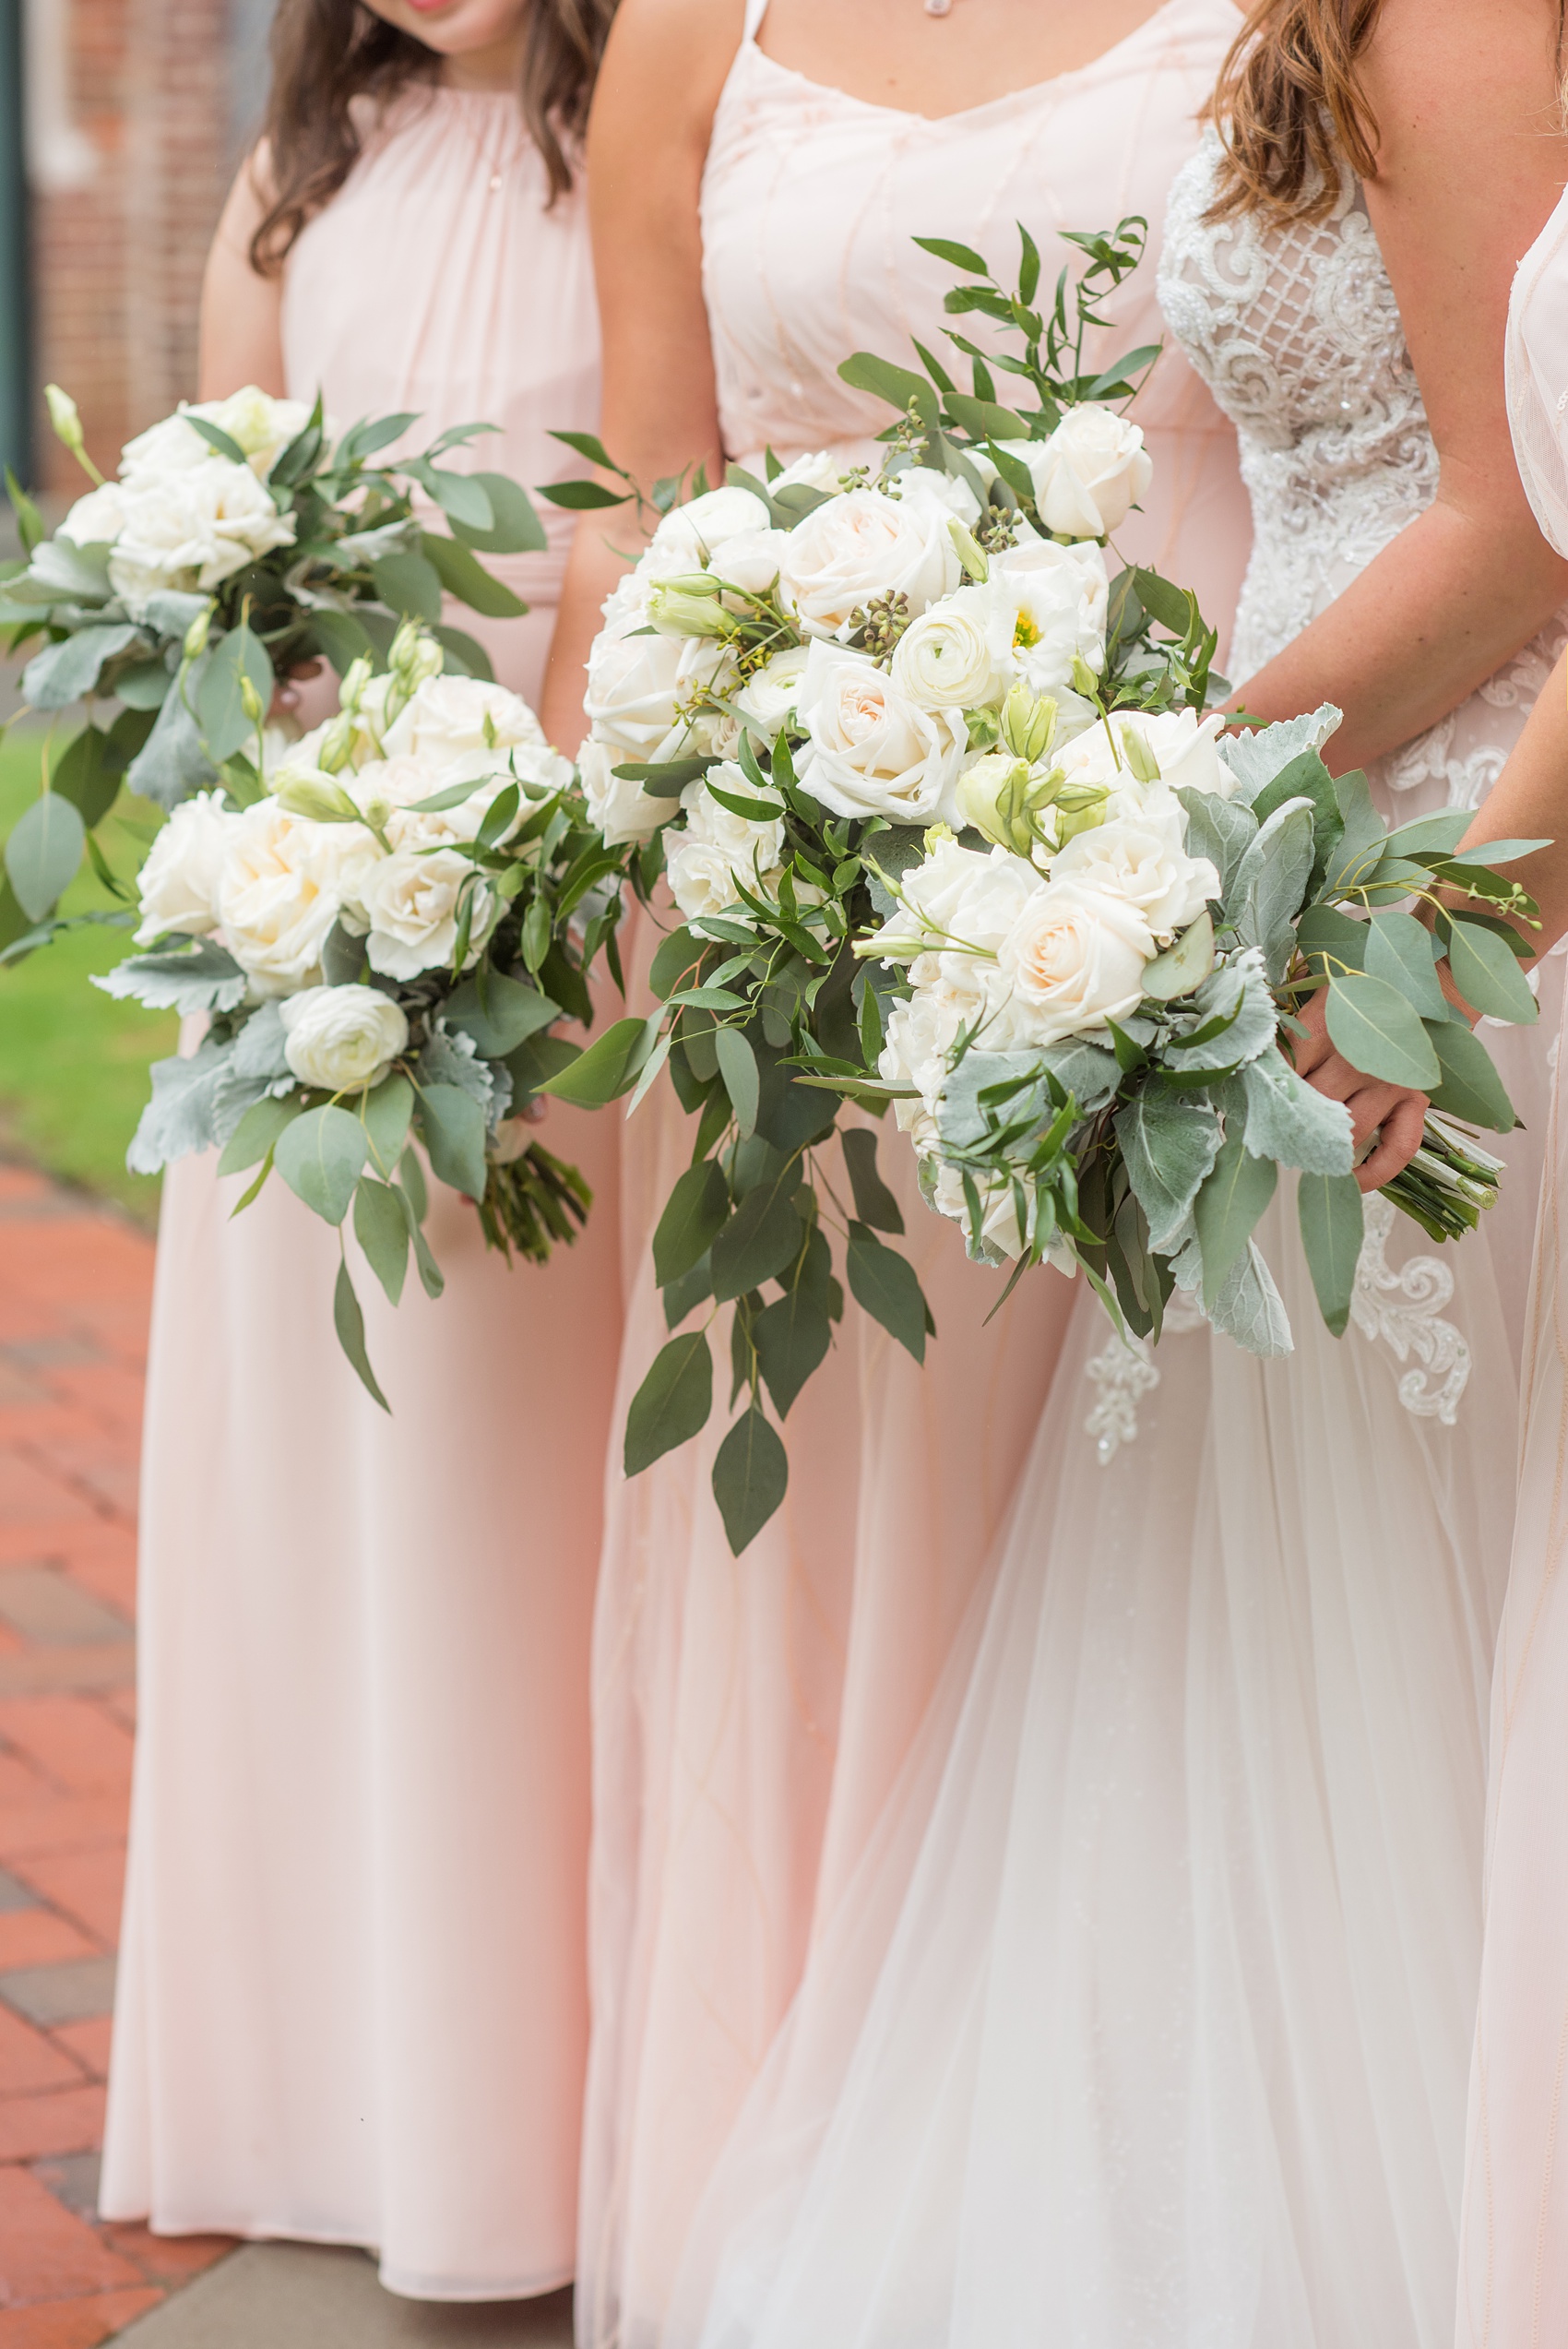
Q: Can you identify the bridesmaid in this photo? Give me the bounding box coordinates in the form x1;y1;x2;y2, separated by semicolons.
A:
100;0;621;2300
1424;172;1568;2347
540;3;1253;2341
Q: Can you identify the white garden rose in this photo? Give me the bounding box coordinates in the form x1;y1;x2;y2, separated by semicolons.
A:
994;878;1155;1043
583;621;733;762
768;450;847;495
134;789;231;944
1054;707;1232;813
354;845;493;982
873;836;1040;975
879;977;986;1136
1051;812;1218;942
734;645;809;738
710;527;793;599
665;767;786;927
108;458;297;617
579;736;679;846
990;537;1109;691
380;674;545;761
279;984;409;1094
122;390;313;483
60;482;128;548
794;639;968;822
644;486;773;578
778;484;962;638
1003;405;1153;539
217;799;375;995
890;583;1011;710
927;1158;1030;1258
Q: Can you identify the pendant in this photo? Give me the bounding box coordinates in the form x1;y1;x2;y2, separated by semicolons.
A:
489;172;504;192
925;0;953;14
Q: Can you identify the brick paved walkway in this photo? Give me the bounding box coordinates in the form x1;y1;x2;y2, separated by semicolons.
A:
0;1162;232;2344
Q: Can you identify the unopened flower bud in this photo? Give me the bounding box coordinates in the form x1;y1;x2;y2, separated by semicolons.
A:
947;519;989;584
239;674;265;727
648;583;728;638
339;654;373;713
956;752;1032;852
1000;685;1057;766
274;773;362;825
1070;654;1100;699
44;384;104;484
182;605;213;662
1119;723;1161;784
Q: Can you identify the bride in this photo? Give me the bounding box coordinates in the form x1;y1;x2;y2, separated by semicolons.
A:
655;3;1568;2343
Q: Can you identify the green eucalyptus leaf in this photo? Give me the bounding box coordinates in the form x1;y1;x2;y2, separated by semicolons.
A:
362;1073;415;1175
420;531;527;617
1425;1019;1518;1132
333;1258;390;1411
372;550;445;625
538;1014;654;1107
195;624;273;764
4;794;85;922
1194;1135;1278;1308
217;1091;303;1177
711;1180;802;1303
653;1159;731;1287
275;1104;368;1225
353;1175;410;1306
841;1127;905;1234
418;1081;487;1201
753;1286;833;1420
715;1025;759;1139
625;1330;714;1475
1362;909;1449;1020
845;1222;928;1362
1297;1170;1365;1338
1325;973;1441;1090
711;1404;790;1556
1441;914;1539;1025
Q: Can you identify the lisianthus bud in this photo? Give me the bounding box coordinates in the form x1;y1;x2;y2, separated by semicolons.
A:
956;752;1032;852
274;773;362;824
239;674;265;727
315;711;354;775
182;605;213;662
44;384;104;485
1118;723;1161;784
1001;685;1057;766
339;655;373;712
947;519;989;584
389;619;442;692
1070;654;1100;699
647;582;729;638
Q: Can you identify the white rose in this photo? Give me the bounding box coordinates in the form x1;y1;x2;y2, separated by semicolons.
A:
583;622;733;762
380;674;545;761
61;482;128;548
734;646;810;739
347;748;533;853
665;766;786;927
644;486;774;579
794;639;968;823
890;582;1012;710
218;799;375;995
1006;405;1154;539
990;538;1109;691
778;484;962;638
1051;813;1218;942
710;527;793;599
927;1159;1030;1258
580;736;679;846
769;451;846;495
995;878;1154;1044
355;846;494;982
1055;708;1232;816
107;458;297;617
118;412;213;478
205;388;315;477
134;789;231;944
279;984;409;1094
891;464;983;526
879;978;984;1136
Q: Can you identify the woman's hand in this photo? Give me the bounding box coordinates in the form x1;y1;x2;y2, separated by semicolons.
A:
1289;991;1430;1191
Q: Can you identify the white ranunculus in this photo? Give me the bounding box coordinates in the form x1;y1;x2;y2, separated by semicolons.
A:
990;538;1110;691
1051;812;1218;942
380;674;545;761
218;799;375;995
583;619;733;762
665;766;786;927
355;845;493;982
107;458;297;617
995;878;1154;1043
794;639;968;823
890;583;1012;710
580;736;679;845
1004;405;1154;540
134;789;232;944
280;984;409;1093
734;645;810;739
60;483;128;549
778;484;963;638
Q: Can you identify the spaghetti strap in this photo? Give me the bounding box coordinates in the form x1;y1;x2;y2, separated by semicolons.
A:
742;0;769;42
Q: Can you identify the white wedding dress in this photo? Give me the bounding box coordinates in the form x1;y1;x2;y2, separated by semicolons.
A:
660;137;1566;2349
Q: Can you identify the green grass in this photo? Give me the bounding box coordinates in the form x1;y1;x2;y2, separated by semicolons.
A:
0;727;176;1221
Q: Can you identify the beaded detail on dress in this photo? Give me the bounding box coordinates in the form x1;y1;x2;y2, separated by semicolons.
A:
1158;127;1564;811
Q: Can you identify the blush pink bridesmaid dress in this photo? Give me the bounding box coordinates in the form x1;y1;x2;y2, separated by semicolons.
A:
578;8;1251;2343
1455;189;1568;2349
99;90;621;2299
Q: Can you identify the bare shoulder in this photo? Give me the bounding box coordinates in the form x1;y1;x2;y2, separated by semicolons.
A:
1362;0;1564;150
593;0;746;139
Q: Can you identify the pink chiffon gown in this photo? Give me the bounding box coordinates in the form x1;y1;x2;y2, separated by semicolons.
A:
99;90;621;2300
577;7;1252;2343
1456;187;1568;2349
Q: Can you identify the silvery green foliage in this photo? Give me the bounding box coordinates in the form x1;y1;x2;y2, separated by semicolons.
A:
125;1039;235;1174
93;939;247;1016
1218;703;1341;804
418;1021;515;1137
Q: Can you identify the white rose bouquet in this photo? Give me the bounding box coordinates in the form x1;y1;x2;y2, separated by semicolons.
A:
549;220;1243;1550
89;625;624;1403
0;383;547;956
865;700;1538;1356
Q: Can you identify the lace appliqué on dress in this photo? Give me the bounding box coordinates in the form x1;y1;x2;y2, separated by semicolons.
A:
1158;132;1564;810
1350;1193;1471;1424
1084;1290;1209;1462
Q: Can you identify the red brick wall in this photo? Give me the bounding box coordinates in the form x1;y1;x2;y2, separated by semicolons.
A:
32;0;232;493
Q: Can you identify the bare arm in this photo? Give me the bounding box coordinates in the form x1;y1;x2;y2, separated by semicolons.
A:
539;0;741;752
1231;0;1568;774
198;147;287;400
1455;649;1568;953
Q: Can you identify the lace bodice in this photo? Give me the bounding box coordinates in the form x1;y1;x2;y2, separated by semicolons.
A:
1159;129;1562;811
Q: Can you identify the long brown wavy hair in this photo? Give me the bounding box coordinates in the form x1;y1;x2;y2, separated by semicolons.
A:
249;0;616;273
1207;0;1568;222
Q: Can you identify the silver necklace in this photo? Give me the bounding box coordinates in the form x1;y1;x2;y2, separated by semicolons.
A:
925;0;954;14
